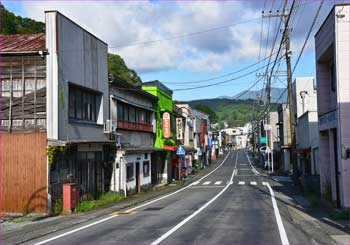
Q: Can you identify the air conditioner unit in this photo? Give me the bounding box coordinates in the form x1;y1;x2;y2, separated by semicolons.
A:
104;120;116;134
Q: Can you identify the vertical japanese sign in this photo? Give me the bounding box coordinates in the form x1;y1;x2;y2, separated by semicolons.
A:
162;112;170;139
176;118;183;140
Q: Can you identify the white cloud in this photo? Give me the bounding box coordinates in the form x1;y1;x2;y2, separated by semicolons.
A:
19;1;330;74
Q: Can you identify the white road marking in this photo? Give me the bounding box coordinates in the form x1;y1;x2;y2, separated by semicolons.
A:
262;182;289;245
245;151;267;177
237;175;255;177
34;216;116;245
202;181;211;185
238;181;245;185
151;151;239;245
239;168;251;170
214;181;222;185
34;152;234;245
192;181;200;185
189;185;225;188
250;181;257;186
240;164;248;166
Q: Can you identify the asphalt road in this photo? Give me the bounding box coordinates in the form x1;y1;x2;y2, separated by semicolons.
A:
28;150;312;245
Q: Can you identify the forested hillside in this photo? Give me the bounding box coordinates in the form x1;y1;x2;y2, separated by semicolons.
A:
186;98;278;127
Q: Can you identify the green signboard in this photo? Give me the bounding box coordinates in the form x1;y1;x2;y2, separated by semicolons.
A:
259;137;266;144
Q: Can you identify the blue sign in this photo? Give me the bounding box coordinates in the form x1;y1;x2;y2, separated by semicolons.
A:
176;145;186;155
208;138;212;148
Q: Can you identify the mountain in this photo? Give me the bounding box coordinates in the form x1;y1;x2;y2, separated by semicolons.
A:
229;87;287;103
183;98;278;128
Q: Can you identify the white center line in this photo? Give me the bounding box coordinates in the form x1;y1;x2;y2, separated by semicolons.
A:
262;182;289;245
202;181;211;185
238;181;245;185
150;151;240;245
214;181;222;185
250;181;257;186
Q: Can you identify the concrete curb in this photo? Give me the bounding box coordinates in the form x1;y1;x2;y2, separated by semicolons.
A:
1;153;229;245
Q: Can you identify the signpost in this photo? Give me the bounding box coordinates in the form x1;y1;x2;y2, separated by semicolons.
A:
162;112;170;139
176;118;183;140
176;145;186;155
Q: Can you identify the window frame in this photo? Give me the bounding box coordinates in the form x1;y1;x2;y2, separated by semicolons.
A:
126;163;134;182
143;161;150;177
68;83;101;123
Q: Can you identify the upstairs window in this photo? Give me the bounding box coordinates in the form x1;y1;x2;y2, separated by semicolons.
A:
69;84;100;122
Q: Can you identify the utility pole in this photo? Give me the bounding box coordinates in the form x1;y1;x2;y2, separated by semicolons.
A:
262;0;295;174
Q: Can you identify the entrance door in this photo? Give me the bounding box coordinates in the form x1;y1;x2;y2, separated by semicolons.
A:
333;129;341;207
135;162;140;193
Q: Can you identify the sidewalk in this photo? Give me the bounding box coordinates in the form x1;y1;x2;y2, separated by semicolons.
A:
249;152;350;244
0;154;228;245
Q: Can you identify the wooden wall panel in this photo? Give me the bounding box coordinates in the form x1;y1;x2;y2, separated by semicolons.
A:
0;132;47;214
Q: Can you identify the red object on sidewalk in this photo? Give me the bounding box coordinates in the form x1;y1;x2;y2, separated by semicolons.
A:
63;183;79;212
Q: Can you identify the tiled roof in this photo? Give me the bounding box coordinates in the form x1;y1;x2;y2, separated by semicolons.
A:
0;34;46;53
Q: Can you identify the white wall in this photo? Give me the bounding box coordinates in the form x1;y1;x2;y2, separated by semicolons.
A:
111;151;152;194
46;11;109;142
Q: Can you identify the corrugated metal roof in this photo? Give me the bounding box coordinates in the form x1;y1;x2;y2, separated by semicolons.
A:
0;34;46;53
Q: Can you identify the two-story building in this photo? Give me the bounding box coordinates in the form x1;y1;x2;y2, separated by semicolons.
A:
315;3;350;207
292;77;320;191
142;80;175;185
108;78;158;195
0;11;112;214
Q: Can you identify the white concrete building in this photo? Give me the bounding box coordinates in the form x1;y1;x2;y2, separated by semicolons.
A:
315;4;350;207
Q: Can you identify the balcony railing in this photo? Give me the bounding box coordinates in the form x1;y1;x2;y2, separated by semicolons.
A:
117;120;153;133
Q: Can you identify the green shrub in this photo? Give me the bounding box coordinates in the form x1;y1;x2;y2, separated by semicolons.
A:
330;209;350;220
75;192;125;213
52;198;63;214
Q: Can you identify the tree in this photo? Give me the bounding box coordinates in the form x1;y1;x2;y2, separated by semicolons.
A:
0;4;45;34
108;53;142;85
194;104;218;123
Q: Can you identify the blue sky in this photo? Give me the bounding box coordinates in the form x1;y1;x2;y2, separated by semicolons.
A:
2;0;338;101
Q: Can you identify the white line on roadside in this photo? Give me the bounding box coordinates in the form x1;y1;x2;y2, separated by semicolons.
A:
192;181;200;185
245;151;267;177
262;182;289;245
238;181;245;185
34;152;233;245
34;216;116;245
150;151;240;245
250;181;257;186
202;181;211;185
214;181;222;185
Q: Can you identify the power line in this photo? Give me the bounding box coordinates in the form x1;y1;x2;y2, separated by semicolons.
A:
292;0;324;74
164;51;279;85
109;17;262;49
172;60;277;91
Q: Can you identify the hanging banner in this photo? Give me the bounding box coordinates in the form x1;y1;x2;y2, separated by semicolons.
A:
163;112;171;139
176;118;183;140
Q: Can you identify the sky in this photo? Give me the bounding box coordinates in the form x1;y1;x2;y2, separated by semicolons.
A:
2;0;344;101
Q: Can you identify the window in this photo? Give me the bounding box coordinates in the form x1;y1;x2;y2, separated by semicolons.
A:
143;161;150;177
126;163;134;181
330;63;336;92
68;84;100;122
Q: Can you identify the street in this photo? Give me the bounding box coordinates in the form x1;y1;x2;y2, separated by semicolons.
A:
28;150;311;245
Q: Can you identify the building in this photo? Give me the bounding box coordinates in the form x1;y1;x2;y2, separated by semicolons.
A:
0;11;112;214
108;78;158;195
315;4;350;207
191;109;210;168
142;80;175;185
174;104;195;179
292;77;320;191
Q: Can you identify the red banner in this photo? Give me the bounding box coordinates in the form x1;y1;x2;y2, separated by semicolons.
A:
162;112;170;139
